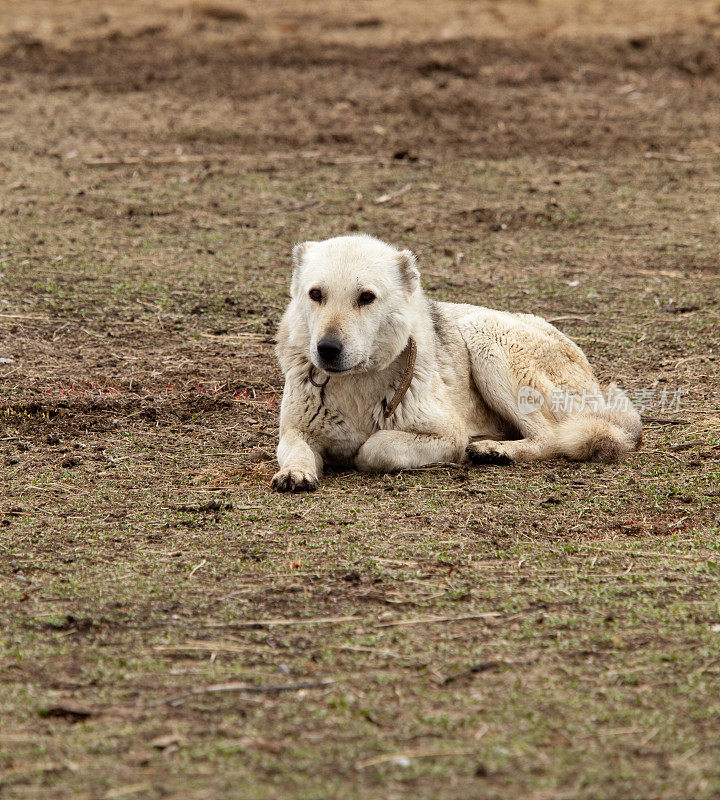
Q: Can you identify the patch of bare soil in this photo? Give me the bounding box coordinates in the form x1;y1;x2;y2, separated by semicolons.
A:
2;27;720;160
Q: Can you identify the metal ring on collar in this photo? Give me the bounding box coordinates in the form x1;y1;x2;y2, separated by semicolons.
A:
308;367;331;389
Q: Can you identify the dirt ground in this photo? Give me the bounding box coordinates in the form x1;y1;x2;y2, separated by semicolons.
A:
1;1;719;798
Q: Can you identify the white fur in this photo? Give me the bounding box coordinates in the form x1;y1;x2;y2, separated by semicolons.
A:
272;235;641;491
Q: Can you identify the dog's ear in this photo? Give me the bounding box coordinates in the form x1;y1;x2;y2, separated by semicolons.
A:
291;241;319;296
292;241;319;270
397;250;420;293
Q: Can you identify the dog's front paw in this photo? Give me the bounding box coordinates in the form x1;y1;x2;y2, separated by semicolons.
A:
466;441;514;466
271;468;319;493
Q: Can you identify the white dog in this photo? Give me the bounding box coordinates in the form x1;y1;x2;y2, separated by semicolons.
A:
272;234;641;492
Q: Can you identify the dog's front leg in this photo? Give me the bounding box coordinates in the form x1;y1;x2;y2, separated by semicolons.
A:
356;430;464;473
272;429;323;492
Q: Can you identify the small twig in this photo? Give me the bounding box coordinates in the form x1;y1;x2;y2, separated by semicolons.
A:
636;449;685;463
641;416;689;425
644;151;692;163
198;331;269;340
154;640;272;655
546;315;590;324
674;745;702;764
374;183;412;204
82;151;389;169
231;615;360;628
104;783;152;799
376;612;503;629
237;200;321;215
187;560;207;579
84;154;224;167
576;544;702;561
356;748;477;770
443;657;537;685
149;678;334;707
670;439;706;451
330;644;403;658
443;661;501;684
24;482;76;493
0;313;49;320
0;761;78;782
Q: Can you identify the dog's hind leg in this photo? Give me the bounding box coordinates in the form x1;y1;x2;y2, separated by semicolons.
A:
467;414;636;465
460;313;639;465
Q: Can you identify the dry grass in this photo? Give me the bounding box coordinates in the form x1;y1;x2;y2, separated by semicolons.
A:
1;3;720;799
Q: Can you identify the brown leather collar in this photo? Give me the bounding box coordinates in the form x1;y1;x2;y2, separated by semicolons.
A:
307;337;417;419
383;336;417;418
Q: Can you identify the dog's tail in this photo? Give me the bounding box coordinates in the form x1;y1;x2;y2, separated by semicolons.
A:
551;384;642;463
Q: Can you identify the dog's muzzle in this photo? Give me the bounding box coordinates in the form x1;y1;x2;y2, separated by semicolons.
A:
316;337;344;370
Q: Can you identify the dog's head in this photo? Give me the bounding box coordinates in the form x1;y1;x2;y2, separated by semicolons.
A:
288;235;421;374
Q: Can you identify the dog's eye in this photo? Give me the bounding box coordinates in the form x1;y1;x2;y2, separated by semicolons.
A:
308;288;323;302
358;291;376;306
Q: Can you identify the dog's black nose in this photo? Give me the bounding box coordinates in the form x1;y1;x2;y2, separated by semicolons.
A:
317;337;343;361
